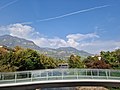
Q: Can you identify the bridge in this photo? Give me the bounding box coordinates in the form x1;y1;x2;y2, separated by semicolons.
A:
0;69;120;90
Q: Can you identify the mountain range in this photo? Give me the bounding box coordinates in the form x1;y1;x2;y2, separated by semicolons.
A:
0;35;92;59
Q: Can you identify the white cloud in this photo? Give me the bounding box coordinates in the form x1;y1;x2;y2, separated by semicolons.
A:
33;38;67;48
9;23;34;39
77;40;120;54
49;38;67;47
67;39;79;47
66;33;99;48
0;23;41;39
0;23;119;54
0;26;9;35
66;33;99;41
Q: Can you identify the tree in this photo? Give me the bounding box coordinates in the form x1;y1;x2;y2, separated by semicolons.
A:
0;46;59;72
84;56;110;69
15;48;43;71
68;54;84;68
39;54;57;69
100;49;120;69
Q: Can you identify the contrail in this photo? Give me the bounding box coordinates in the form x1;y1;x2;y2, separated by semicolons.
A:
0;0;19;11
20;5;110;24
36;5;110;22
19;21;33;24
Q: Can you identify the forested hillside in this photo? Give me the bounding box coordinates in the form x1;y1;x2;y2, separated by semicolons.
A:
0;35;92;59
0;45;120;72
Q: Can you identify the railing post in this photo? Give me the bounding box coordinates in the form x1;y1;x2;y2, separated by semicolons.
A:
46;71;48;80
31;72;33;82
39;70;41;79
97;69;99;76
77;69;78;79
109;70;110;77
15;72;17;83
27;72;29;78
86;69;87;76
91;70;93;79
0;74;1;80
106;70;108;79
2;74;4;80
51;70;53;76
62;70;63;80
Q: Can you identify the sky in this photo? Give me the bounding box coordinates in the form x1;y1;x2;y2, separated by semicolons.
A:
0;0;120;54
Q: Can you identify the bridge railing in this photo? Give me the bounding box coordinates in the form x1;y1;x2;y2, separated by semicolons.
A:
0;69;120;84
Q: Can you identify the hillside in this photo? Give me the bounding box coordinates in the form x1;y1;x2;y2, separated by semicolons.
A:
46;47;92;59
0;35;41;50
0;35;92;59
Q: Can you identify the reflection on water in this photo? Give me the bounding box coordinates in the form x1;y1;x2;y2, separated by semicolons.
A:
40;86;110;90
41;87;75;90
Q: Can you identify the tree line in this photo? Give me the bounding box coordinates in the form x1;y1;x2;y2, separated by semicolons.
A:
0;46;120;72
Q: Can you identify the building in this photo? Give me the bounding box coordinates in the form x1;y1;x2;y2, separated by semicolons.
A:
58;63;69;68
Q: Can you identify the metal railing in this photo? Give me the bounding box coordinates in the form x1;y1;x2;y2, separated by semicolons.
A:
0;69;120;84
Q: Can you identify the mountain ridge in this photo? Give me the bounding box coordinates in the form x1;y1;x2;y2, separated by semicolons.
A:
0;35;92;59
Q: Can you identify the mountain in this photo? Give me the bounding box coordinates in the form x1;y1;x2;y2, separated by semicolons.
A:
0;35;92;59
47;47;92;59
0;35;41;50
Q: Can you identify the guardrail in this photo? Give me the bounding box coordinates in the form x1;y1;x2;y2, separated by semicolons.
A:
0;69;120;84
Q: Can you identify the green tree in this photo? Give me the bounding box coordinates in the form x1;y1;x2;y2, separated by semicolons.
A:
100;50;120;69
15;48;43;71
40;54;57;69
0;46;59;72
68;54;84;68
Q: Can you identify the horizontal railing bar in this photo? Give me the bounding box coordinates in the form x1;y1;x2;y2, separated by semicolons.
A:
0;69;120;85
0;69;120;74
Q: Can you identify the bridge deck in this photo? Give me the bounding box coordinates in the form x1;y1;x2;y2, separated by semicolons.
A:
0;69;120;89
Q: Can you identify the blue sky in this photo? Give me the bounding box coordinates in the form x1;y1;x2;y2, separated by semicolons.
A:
0;0;120;54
